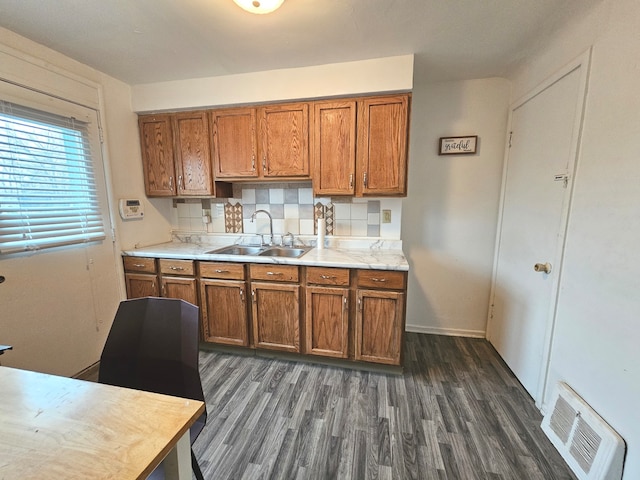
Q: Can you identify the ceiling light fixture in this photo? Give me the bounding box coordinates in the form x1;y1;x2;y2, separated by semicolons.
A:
233;0;284;14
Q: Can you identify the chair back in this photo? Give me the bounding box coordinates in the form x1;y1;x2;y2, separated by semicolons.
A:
99;297;207;433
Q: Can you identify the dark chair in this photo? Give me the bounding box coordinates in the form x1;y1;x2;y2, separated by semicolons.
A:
99;297;207;480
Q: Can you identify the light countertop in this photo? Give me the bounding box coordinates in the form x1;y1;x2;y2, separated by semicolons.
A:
123;238;409;271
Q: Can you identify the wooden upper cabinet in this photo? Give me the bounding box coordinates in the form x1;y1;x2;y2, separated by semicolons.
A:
139;114;176;196
173;111;214;195
258;102;310;178
211;108;258;178
139;112;230;197
356;95;409;196
312;101;357;196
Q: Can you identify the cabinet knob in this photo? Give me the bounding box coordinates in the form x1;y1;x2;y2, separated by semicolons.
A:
215;269;230;274
349;174;354;189
266;271;283;276
320;275;337;280
169;266;184;271
371;278;387;283
363;172;368;188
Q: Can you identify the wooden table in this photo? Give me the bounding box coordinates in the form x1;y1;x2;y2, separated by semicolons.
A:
0;366;205;479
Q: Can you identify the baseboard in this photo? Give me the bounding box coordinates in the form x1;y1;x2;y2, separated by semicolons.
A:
74;361;100;381
405;324;486;339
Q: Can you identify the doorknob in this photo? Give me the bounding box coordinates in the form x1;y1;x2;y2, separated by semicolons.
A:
0;275;5;284
534;263;552;274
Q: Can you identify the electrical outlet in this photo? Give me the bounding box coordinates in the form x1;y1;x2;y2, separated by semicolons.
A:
382;209;391;223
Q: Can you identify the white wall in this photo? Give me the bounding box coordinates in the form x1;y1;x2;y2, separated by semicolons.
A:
98;74;175;250
509;0;640;478
403;77;510;337
131;55;414;112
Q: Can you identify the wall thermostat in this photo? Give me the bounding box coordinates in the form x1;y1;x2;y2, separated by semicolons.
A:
119;199;144;219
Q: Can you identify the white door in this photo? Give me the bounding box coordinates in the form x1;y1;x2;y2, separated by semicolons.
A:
0;81;122;376
488;55;589;404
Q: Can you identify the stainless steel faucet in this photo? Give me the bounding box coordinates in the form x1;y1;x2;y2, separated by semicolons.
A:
251;209;273;245
281;232;295;247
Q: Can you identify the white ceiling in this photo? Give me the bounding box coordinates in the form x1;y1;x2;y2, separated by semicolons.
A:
0;0;601;86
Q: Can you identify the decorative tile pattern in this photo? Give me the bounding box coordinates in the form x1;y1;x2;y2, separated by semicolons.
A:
173;184;395;238
314;202;325;235
325;203;334;235
224;202;243;233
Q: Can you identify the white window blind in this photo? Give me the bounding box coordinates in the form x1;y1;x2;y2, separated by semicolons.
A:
0;100;106;254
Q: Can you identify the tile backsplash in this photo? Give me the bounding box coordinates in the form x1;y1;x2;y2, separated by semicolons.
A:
171;183;402;239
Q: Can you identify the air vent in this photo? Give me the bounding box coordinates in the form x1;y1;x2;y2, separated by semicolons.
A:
542;382;625;480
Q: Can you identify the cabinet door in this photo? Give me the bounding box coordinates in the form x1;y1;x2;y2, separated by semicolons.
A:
305;286;349;358
161;276;198;305
211;108;258;178
355;289;405;365
138;114;176;196
259;103;310;178
200;279;248;346
312;101;357;195
251;282;300;352
125;273;159;298
173;111;213;196
356;95;409;196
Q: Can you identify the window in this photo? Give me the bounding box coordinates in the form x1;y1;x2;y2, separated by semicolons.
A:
0;100;105;254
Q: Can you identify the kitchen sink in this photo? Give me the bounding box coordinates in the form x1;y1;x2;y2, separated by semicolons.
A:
258;247;311;258
205;245;264;255
206;245;311;258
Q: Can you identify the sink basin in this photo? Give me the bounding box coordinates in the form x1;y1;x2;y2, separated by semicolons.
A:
259;247;311;258
206;245;264;255
206;244;311;258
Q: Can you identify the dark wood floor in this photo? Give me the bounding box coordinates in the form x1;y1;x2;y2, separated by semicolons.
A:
193;333;576;480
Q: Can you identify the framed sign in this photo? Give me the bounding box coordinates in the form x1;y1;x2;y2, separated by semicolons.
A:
439;136;478;155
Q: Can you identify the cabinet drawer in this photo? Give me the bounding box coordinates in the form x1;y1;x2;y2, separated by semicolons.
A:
199;262;245;280
306;267;350;286
159;259;195;276
250;264;299;282
356;269;406;290
123;256;156;273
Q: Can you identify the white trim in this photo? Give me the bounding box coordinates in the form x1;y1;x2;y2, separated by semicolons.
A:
0;43;100;110
405;324;486;339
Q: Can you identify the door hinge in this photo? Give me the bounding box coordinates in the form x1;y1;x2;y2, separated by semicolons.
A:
98;124;105;144
508;131;513;148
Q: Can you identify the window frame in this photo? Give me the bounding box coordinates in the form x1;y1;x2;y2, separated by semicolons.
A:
0;81;111;255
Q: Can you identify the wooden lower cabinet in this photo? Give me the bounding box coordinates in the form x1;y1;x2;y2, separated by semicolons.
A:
161;276;197;305
305;286;349;358
200;279;248;346
251;282;300;353
354;269;406;366
123;257;407;366
199;262;248;346
125;272;159;298
354;277;406;365
304;267;350;358
123;257;159;298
